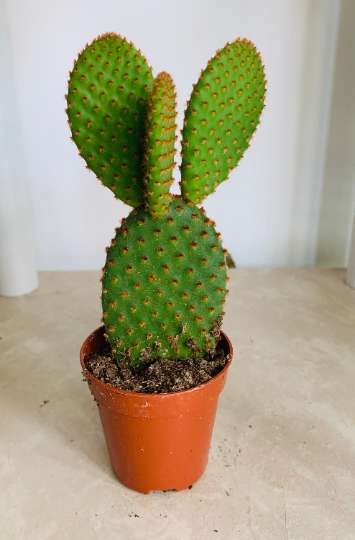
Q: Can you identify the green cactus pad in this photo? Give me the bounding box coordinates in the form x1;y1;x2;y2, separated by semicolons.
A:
144;72;177;218
102;197;227;365
66;33;153;207
181;38;266;205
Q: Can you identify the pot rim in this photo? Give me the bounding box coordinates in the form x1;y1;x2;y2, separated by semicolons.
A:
80;326;233;399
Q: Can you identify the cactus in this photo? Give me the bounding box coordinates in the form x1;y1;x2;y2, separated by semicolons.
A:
66;33;266;366
143;72;178;218
66;33;153;207
181;39;266;205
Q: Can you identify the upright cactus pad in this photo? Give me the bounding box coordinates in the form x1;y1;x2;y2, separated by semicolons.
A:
144;72;177;218
67;34;266;367
102;198;227;363
66;33;153;207
181;39;266;205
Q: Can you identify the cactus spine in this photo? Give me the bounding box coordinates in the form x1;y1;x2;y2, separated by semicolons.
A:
66;33;266;366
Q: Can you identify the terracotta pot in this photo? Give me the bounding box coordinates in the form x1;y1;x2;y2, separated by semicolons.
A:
80;326;233;494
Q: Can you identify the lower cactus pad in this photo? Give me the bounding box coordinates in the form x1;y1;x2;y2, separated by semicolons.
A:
102;198;227;364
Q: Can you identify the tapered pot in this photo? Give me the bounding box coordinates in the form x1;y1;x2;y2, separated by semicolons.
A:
80;325;233;494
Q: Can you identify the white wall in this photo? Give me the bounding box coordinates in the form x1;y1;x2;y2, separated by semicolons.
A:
2;0;346;270
316;0;355;268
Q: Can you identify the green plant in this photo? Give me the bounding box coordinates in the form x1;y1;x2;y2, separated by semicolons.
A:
66;33;266;366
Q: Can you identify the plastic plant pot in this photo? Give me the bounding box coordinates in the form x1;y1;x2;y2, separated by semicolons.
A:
80;325;233;494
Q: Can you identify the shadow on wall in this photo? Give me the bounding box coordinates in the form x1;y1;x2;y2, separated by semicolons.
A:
316;0;355;268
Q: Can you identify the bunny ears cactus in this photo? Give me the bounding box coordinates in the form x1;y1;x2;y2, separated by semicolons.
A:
181;39;266;204
143;72;178;217
66;33;153;208
66;33;266;216
66;33;266;365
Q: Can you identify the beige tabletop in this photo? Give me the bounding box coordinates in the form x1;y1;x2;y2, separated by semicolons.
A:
1;269;355;540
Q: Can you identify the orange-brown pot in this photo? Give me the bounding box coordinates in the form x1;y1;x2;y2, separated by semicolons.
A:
80;326;233;494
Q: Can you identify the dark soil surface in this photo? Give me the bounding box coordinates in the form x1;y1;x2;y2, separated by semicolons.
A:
84;341;229;394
